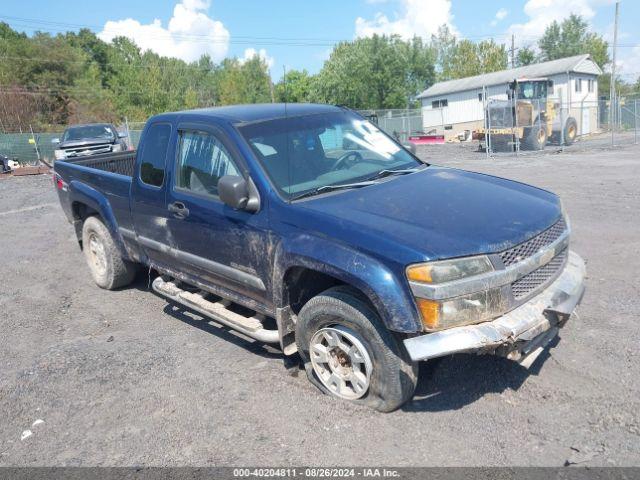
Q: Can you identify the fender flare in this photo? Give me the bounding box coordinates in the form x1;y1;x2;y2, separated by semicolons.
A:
68;180;129;259
273;235;422;333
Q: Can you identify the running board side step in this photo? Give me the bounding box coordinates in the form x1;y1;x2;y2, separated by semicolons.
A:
152;276;280;344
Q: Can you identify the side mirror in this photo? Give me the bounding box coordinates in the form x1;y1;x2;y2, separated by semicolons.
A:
402;142;416;155
219;175;260;212
51;138;60;144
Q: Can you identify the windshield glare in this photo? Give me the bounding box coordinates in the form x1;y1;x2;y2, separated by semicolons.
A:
63;125;116;142
238;112;420;198
517;81;546;100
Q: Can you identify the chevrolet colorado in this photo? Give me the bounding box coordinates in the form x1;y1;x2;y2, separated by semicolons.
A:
53;104;585;412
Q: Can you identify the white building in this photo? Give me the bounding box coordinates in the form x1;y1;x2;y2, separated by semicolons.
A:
417;54;603;141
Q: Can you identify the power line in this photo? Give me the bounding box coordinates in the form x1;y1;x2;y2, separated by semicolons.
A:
0;14;553;45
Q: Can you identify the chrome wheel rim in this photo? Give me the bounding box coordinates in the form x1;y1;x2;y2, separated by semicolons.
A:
309;326;373;400
87;233;107;275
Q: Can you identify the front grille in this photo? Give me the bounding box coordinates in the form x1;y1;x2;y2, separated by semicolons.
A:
63;143;113;157
511;249;567;300
500;218;567;267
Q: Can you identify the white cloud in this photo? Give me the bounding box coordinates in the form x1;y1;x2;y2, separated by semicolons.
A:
507;0;614;46
98;0;230;63
240;48;275;70
355;0;457;40
490;8;508;27
617;45;640;80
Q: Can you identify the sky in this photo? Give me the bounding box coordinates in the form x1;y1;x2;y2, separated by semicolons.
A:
1;0;639;82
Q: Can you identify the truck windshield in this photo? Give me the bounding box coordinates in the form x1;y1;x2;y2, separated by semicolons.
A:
63;125;116;142
238;111;420;199
517;81;547;100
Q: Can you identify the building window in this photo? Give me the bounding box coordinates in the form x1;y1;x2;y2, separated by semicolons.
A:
588;79;595;93
575;78;582;93
431;99;448;108
548;80;554;95
478;93;483;102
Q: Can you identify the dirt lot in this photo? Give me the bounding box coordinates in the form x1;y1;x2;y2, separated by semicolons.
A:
1;144;639;467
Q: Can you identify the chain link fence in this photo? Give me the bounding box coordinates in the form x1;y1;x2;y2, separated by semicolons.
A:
0;121;142;166
358;109;423;143
483;97;639;156
1;100;637;166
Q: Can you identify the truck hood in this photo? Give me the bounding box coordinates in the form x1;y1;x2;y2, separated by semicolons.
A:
296;166;562;261
58;138;115;149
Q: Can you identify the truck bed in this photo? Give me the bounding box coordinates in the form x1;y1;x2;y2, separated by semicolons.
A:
54;150;137;236
61;151;136;177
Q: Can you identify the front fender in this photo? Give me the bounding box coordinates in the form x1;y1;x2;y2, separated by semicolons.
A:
68;180;129;258
274;234;422;333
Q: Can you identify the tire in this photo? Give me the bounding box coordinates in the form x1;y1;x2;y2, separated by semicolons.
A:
296;286;418;412
522;125;547;150
563;117;578;146
82;216;137;290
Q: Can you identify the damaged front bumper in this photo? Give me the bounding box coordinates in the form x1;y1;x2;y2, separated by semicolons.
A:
403;251;586;362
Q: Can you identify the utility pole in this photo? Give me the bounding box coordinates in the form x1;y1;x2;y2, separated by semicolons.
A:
610;0;620;142
510;34;515;69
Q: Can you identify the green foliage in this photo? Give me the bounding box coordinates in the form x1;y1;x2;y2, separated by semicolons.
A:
312;35;435;109
444;39;507;79
431;25;456;80
218;56;272;105
538;14;609;69
0;13;616;129
516;47;536;67
275;69;314;103
0;22;271;128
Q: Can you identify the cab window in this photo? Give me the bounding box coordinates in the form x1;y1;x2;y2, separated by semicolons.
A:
175;130;240;198
139;123;171;187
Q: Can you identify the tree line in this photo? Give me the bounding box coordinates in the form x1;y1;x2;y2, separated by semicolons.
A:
0;14;633;131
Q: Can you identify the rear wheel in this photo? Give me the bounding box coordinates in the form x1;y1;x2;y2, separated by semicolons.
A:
296;286;418;412
82;216;137;290
564;117;578;145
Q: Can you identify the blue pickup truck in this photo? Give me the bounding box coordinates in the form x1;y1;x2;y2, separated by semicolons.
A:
53;103;585;412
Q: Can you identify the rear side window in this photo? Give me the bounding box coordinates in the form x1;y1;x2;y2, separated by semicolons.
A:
139;124;171;187
175;130;240;197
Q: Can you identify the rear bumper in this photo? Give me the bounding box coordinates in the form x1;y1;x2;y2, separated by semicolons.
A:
403;251;586;362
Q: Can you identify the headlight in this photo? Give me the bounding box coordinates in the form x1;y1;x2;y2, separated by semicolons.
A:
54;149;66;160
406;255;493;284
415;289;507;330
407;255;507;331
112;143;123;152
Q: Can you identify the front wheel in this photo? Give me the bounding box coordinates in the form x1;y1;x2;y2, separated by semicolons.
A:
296;286;418;412
523;125;547;150
82;216;137;290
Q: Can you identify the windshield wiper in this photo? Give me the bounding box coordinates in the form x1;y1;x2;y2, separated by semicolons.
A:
290;180;379;201
368;167;421;181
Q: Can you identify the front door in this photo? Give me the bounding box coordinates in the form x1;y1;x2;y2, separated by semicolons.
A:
130;121;175;269
165;123;272;309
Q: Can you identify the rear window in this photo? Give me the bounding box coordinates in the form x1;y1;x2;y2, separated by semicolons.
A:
139;124;171;187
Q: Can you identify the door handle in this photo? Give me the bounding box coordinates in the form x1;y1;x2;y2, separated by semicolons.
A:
168;201;190;218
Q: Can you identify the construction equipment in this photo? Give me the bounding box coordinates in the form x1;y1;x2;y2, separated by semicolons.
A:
475;78;578;151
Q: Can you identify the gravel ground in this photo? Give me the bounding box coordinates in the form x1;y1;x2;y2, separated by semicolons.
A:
0;144;639;467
